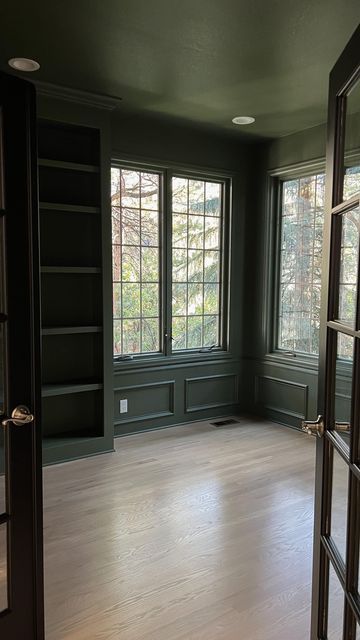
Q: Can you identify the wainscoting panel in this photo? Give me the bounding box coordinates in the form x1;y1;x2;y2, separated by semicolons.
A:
114;380;175;425
185;373;239;413
255;375;308;423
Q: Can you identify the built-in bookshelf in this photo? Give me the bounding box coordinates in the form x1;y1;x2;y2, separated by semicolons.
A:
38;117;113;464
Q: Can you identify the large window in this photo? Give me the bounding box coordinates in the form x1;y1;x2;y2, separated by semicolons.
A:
111;164;228;358
277;167;360;357
277;174;325;355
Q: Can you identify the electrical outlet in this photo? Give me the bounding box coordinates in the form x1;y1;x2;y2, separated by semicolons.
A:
119;399;128;414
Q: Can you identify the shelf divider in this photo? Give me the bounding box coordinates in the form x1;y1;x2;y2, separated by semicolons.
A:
41;266;101;274
38;158;100;173
39;201;100;214
42;382;103;397
42;326;102;336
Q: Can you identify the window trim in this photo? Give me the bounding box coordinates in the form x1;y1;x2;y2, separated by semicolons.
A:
111;156;233;365
265;158;326;367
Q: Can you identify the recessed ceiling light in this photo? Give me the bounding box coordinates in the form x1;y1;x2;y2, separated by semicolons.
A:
232;116;255;125
8;58;40;72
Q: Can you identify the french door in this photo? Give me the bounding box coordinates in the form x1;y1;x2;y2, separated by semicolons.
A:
0;72;44;637
304;24;360;640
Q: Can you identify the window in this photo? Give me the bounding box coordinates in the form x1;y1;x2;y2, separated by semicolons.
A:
111;164;229;358
276;167;360;357
277;174;325;355
172;177;222;351
111;168;161;356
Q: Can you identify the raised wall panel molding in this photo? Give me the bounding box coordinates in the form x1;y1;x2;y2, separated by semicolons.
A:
185;373;239;413
34;80;121;111
114;380;175;425
255;375;308;421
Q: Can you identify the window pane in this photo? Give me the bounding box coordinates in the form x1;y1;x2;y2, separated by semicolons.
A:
122;283;140;318
122;246;140;282
141;248;159;282
188;216;204;249
205;182;221;216
172;177;188;212
204;315;218;346
121;208;140;245
142;284;159;318
172;249;187;282
187;316;202;348
172;214;187;248
327;562;344;640
343;80;360;201
111;167;161;356
141;211;159;246
172;316;186;350
277;173;325;355
141;173;159;210
337;205;360;327
172;283;187;316
122;319;140;354
204;217;220;249
330;447;348;562
204;251;220;283
171;177;223;350
141;318;159;353
344;165;360;201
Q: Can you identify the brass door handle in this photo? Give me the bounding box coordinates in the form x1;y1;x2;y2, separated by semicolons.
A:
301;415;324;438
1;405;34;427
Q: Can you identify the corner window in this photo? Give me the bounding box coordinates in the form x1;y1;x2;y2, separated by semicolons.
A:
111;163;230;359
277;173;325;355
276;166;360;357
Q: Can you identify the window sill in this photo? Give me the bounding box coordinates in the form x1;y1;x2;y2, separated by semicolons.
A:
113;350;236;372
263;351;320;372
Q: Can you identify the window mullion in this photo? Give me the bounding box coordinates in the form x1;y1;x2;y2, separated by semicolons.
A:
164;168;173;356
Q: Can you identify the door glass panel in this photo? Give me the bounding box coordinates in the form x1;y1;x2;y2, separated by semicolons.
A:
337;206;360;327
328;563;344;639
330;447;348;561
333;333;353;448
343;79;360;200
0;523;7;611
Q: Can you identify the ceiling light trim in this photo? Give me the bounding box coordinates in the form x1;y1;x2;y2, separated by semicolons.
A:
232;116;255;125
8;57;40;72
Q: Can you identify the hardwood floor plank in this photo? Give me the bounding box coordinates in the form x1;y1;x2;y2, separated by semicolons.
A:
43;418;320;639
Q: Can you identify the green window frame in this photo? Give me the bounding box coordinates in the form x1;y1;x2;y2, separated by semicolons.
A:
111;160;231;361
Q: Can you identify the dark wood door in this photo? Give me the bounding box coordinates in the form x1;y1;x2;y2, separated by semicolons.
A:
0;72;44;638
306;24;360;640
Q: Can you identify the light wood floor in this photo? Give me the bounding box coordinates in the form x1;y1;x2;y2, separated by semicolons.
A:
42;417;324;640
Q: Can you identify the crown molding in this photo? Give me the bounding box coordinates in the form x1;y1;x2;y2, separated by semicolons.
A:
33;80;121;111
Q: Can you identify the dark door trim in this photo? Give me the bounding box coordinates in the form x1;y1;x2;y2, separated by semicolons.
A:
0;71;44;638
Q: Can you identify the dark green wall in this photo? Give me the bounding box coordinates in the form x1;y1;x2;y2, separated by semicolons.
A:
242;126;329;428
268;122;326;168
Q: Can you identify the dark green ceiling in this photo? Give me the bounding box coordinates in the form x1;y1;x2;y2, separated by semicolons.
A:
0;0;359;139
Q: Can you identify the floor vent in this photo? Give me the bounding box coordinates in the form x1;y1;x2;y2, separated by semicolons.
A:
210;418;239;427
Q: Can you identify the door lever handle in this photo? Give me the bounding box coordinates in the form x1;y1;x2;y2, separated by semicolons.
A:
1;405;34;427
301;415;324;438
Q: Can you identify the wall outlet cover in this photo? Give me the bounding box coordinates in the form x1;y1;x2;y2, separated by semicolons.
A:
120;399;128;413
